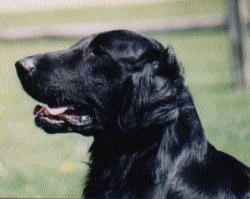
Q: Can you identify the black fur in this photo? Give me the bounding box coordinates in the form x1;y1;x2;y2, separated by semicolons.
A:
16;30;249;198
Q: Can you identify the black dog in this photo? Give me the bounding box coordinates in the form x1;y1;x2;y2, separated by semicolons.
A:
16;30;249;199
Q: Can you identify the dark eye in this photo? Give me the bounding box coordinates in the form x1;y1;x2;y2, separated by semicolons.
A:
93;61;123;84
92;46;109;57
66;49;82;64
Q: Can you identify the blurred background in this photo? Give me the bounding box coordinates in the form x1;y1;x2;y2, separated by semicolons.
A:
0;0;249;198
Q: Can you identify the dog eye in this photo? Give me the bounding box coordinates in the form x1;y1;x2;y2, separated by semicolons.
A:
65;49;82;63
92;47;104;56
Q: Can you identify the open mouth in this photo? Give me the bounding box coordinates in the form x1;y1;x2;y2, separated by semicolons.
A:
34;104;94;130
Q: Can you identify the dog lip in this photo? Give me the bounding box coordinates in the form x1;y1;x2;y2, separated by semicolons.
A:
38;116;66;125
33;104;94;128
59;114;93;126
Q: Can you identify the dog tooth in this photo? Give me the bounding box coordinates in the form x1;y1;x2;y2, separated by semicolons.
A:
81;115;89;122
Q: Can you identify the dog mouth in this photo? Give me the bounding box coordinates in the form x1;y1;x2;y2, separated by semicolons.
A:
33;104;94;131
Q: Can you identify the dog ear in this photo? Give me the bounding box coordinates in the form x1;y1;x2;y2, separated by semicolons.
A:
117;73;179;133
117;47;182;133
117;77;138;131
157;46;181;80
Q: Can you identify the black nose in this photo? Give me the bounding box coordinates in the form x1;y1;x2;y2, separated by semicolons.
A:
15;57;36;74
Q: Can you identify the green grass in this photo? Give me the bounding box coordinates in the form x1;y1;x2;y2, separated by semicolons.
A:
0;0;227;29
0;30;249;198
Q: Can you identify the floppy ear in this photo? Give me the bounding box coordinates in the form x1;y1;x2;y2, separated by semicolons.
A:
117;73;179;133
117;46;182;133
157;46;181;80
117;77;137;131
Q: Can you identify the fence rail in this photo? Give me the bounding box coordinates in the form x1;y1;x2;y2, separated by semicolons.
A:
1;16;250;41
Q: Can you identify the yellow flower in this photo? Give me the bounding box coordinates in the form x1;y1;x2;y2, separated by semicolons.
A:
60;161;75;173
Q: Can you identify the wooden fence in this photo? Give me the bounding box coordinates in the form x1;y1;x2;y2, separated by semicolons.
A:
0;16;230;40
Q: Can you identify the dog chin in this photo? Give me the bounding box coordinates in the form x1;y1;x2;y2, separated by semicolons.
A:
34;116;93;136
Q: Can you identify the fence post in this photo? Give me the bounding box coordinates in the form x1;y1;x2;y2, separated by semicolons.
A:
227;0;248;87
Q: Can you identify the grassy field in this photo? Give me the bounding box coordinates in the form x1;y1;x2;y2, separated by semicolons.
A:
0;30;249;198
0;0;228;29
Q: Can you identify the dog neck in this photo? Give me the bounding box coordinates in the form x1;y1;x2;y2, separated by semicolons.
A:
83;106;208;199
152;107;208;198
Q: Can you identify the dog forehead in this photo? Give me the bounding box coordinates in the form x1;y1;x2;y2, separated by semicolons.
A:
90;30;157;50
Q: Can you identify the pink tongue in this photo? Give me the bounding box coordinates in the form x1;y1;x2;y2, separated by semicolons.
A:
45;106;69;115
36;105;69;116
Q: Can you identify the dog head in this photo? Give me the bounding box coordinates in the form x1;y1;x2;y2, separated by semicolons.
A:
16;30;184;136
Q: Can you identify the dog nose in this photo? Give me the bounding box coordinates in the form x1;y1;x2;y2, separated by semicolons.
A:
15;57;36;74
